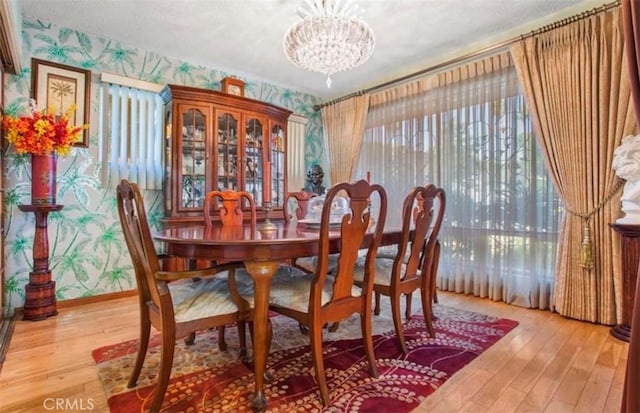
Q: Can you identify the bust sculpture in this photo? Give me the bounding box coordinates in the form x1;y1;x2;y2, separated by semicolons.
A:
612;134;640;224
303;164;326;195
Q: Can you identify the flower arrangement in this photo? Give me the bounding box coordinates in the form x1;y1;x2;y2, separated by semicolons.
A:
2;99;86;156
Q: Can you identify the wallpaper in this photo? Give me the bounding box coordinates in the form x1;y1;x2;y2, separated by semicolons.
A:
2;17;326;315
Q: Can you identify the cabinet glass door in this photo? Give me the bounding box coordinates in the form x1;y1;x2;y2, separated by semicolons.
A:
245;117;264;205
180;107;207;209
217;112;239;191
271;123;286;207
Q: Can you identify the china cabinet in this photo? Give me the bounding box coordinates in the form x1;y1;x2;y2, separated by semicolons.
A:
160;84;291;224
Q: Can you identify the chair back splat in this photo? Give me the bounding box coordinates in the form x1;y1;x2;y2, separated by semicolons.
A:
316;181;387;316
204;189;256;229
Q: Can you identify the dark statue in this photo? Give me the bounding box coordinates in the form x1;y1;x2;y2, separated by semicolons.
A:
303;164;326;195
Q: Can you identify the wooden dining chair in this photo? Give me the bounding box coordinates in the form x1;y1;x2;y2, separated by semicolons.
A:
267;180;388;406
116;180;249;413
283;191;318;273
354;184;446;354
200;189;257;351
203;189;301;350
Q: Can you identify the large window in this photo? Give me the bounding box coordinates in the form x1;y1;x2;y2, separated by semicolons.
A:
356;62;561;309
98;77;164;190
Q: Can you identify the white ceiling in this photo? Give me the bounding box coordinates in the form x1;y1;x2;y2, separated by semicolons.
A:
20;0;605;101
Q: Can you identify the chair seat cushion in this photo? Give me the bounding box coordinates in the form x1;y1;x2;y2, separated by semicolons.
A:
293;254;340;274
268;270;362;313
353;257;421;287
293;257;318;273
375;245;400;260
232;264;309;307
168;275;239;323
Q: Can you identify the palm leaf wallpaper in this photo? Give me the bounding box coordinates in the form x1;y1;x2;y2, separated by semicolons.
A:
2;17;326;314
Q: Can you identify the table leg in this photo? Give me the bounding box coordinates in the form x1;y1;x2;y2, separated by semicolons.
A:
243;260;279;412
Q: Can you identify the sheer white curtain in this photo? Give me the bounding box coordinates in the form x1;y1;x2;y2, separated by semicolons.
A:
356;53;561;309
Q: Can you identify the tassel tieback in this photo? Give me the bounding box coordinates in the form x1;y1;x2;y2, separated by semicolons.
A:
580;220;594;269
565;179;625;270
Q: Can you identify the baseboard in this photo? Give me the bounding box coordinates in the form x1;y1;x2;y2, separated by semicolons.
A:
57;289;137;309
10;289;137;316
0;313;17;375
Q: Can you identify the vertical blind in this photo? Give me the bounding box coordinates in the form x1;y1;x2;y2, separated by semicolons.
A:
98;80;164;190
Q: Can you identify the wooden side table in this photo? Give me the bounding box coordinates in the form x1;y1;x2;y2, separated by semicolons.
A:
610;223;640;342
18;204;63;321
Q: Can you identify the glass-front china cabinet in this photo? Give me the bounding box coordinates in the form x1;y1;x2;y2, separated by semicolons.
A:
160;83;291;224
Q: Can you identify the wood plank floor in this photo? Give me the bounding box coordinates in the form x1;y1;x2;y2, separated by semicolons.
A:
0;291;627;413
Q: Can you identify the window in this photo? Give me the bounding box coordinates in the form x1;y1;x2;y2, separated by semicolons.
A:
356;61;561;309
98;74;164;190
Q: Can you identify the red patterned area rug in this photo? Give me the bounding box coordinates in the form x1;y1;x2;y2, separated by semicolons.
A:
92;305;517;412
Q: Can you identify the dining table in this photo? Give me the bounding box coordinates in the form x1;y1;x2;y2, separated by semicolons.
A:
154;218;404;412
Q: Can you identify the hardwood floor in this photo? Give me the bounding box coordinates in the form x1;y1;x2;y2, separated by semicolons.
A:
0;291;627;413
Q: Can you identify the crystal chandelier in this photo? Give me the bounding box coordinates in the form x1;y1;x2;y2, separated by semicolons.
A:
283;0;375;88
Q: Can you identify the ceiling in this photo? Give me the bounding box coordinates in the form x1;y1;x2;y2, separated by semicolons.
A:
20;0;605;101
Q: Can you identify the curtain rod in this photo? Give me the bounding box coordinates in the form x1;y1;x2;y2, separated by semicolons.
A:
314;0;620;111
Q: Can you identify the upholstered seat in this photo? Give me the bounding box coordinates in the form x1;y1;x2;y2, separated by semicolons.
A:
353;257;419;286
232;265;311;309
169;277;240;323
269;272;362;312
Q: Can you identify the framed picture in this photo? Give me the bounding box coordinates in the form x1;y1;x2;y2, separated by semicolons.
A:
31;58;91;147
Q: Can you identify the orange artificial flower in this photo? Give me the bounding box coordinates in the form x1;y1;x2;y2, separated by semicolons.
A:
3;99;88;156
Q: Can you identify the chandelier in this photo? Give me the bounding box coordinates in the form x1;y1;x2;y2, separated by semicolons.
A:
283;0;375;88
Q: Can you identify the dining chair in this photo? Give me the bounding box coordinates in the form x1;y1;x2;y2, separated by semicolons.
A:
267;179;388;406
283;190;318;273
354;184;446;354
203;189;304;349
285;190;343;277
201;189;257;351
116;180;250;413
283;190;317;224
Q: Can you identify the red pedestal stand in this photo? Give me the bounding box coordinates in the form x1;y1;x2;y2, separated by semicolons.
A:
18;204;63;321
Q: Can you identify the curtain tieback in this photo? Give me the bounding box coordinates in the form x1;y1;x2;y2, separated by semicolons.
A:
565;178;625;269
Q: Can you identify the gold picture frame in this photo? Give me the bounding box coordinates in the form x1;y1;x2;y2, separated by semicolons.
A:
31;58;91;148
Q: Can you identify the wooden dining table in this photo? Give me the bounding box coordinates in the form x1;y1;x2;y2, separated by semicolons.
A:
154;219;404;412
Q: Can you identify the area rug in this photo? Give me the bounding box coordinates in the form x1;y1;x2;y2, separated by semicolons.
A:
92;305;517;412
